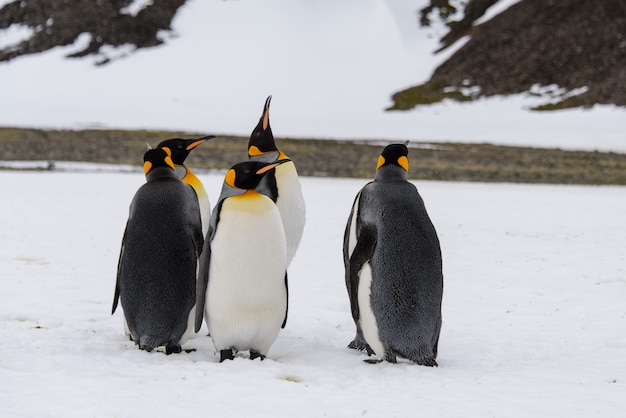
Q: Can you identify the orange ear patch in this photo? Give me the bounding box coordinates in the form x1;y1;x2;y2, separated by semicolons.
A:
249;145;265;157
376;155;385;170
143;161;152;175
225;168;236;187
398;156;409;172
165;155;175;170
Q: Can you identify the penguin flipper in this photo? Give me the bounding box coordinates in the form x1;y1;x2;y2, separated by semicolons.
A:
194;227;212;333
281;272;288;329
187;186;204;256
112;224;128;315
348;223;377;323
343;193;360;320
112;281;120;315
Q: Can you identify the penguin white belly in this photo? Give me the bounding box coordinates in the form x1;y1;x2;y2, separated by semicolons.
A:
275;162;305;267
348;192;384;357
179;305;196;346
358;263;385;358
196;189;211;238
207;197;287;354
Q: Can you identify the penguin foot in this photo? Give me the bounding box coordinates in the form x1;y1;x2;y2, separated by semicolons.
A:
249;350;265;361
348;339;374;356
220;349;235;362
184;348;197;354
165;344;182;355
363;358;384;364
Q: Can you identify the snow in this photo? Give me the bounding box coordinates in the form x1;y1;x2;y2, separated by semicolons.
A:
1;166;625;417
0;0;624;151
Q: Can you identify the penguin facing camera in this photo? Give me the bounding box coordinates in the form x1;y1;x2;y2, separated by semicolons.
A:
195;160;289;362
112;146;204;354
343;143;443;366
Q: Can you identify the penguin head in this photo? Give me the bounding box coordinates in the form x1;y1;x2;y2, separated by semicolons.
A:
156;135;215;165
376;143;409;179
224;161;284;191
248;95;290;163
143;147;175;176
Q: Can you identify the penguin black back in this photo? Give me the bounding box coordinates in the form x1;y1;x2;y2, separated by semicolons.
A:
113;146;204;353
344;143;443;366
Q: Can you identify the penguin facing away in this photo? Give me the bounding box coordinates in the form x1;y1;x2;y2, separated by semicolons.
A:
248;95;305;268
343;143;443;366
112;147;204;354
157;135;215;237
195;160;289;362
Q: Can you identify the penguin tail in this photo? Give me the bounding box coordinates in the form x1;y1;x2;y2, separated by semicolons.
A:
403;346;438;367
138;335;161;352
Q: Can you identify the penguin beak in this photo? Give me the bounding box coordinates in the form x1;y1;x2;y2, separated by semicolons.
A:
262;95;272;131
146;143;153;151
186;136;214;151
256;162;279;175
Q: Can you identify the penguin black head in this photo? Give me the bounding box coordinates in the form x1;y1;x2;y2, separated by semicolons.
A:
224;161;285;191
377;143;409;173
157;135;215;165
248;96;289;162
143;147;175;176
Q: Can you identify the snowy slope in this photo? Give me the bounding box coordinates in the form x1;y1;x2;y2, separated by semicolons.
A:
1;167;625;417
0;0;624;151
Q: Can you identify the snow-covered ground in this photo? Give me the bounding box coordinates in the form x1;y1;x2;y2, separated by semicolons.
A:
1;165;625;417
0;0;624;151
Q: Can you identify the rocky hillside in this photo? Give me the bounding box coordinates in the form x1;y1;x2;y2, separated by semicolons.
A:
390;0;626;111
0;0;185;65
1;0;624;108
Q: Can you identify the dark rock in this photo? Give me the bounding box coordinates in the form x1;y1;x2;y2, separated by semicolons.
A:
0;0;186;65
391;0;626;110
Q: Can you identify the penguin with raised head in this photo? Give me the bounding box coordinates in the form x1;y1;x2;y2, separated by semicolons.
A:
157;135;215;236
248;96;305;267
343;143;443;366
195;160;289;362
112;146;204;354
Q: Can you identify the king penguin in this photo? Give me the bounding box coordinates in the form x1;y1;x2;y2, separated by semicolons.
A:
248;96;305;268
195;160;289;362
157;135;215;237
343;143;443;366
112;147;204;354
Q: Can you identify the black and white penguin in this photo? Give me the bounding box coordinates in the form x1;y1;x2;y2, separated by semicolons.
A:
157;135;215;237
248;96;305;267
112;147;204;354
343;143;443;366
195;160;289;362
